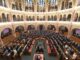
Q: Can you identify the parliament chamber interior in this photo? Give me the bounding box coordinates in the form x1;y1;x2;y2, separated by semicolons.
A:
0;0;80;60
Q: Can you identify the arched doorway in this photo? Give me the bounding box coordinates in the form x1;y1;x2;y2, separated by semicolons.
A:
1;28;13;45
27;25;35;31
15;26;24;37
15;26;24;33
59;26;68;36
47;25;56;31
1;28;12;39
38;25;45;31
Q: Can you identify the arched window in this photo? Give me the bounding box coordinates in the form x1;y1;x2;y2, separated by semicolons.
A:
19;3;22;11
48;16;50;21
17;15;20;21
31;16;34;21
51;16;54;21
67;14;71;21
1;28;12;39
48;0;57;11
69;2;72;8
13;15;16;21
61;1;64;10
48;16;54;21
15;26;24;33
25;0;33;11
21;15;23;21
59;15;62;21
28;16;32;21
63;15;66;21
12;4;16;9
65;0;69;9
55;5;58;10
7;14;9;22
2;13;7;22
54;15;57;21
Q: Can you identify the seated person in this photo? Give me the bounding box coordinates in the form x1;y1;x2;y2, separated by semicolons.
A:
36;45;44;53
72;52;77;60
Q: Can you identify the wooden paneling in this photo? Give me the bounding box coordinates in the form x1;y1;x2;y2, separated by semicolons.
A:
70;36;80;44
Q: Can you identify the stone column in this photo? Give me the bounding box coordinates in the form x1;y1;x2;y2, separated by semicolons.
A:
67;23;72;38
9;13;13;22
34;0;37;12
12;30;17;38
34;0;37;21
21;0;25;11
45;0;48;12
45;13;48;21
56;22;59;33
11;22;17;38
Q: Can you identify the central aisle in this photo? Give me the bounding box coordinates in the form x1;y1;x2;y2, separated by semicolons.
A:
22;40;56;60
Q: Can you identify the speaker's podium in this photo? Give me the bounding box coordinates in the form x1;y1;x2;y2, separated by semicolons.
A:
33;54;44;60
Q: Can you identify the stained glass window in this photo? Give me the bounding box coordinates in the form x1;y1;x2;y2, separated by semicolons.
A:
38;0;45;7
49;0;57;5
25;0;33;5
0;0;6;7
37;0;45;12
